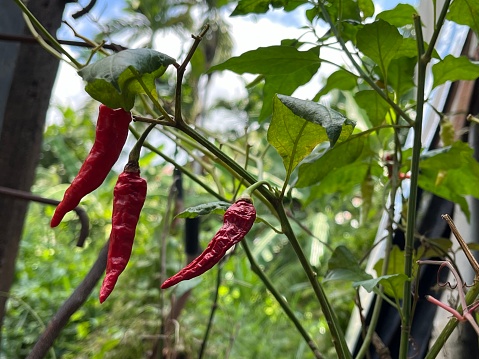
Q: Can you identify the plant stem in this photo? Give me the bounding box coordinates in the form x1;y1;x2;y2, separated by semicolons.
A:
14;0;82;68
241;240;325;359
198;265;222;359
128;125;228;202
399;14;426;359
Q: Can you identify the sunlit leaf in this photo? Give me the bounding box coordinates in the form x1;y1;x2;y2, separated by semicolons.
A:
376;3;417;27
208;46;320;76
358;0;375;18
208;46;321;121
356;19;403;76
432;55;479;89
447;0;479;37
268;94;355;177
78;49;176;111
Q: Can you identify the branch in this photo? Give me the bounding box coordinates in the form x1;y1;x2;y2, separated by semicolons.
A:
0;186;89;247
26;242;108;359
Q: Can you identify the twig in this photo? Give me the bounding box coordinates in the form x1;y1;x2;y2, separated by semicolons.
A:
0;186;89;247
174;25;210;125
0;33;127;51
442;214;479;275
198;265;222;359
26;242;109;359
71;0;97;19
128;126;229;202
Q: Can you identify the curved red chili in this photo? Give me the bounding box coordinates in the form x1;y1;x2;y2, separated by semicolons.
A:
50;105;131;227
99;162;147;303
161;198;256;289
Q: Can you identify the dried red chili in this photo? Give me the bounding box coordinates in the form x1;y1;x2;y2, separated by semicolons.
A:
161;198;256;289
50;105;131;227
99;161;147;303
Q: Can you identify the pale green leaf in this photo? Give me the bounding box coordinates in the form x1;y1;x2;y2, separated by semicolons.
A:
268;95;355;176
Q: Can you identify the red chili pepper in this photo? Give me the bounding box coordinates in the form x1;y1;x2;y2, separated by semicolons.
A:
50;105;132;227
161;198;256;289
99;162;147;303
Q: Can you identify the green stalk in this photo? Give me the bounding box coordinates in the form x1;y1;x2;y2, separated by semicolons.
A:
14;0;81;68
128;125;228;202
399;14;426;359
241;241;325;359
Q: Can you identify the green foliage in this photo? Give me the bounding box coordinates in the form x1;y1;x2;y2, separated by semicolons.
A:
356;19;405;78
230;0;307;16
209;46;321;120
447;0;479;37
78;49;176;110
432;55;479;89
268;94;355;178
417;141;479;220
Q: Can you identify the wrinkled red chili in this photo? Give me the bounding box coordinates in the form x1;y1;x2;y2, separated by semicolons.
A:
161;198;256;289
50;105;131;227
99;162;147;303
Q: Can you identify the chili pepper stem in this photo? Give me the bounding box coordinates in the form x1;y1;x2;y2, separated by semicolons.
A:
129;123;156;164
240;180;273;201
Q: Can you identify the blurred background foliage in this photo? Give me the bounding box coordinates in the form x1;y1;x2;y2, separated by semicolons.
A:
2;0;385;358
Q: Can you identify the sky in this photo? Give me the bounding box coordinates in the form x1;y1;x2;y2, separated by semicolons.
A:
48;0;419;123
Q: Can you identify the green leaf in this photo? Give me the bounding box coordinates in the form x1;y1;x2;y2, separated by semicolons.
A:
432;55;479;89
230;0;306;16
78;49;176;111
372;245;407;299
208;46;321;121
259;63;320;121
296;133;369;188
356;19;403;77
324;245;373;282
376;3;417;27
358;0;375;18
387;56;416;99
447;0;479;38
354;274;408;300
268;94;355;175
307;162;372;200
208;46;320;76
313;69;358;100
417;141;479;220
176;201;231;218
354;90;390;126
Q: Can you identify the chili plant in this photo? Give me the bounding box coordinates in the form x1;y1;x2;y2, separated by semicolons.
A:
10;0;479;358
